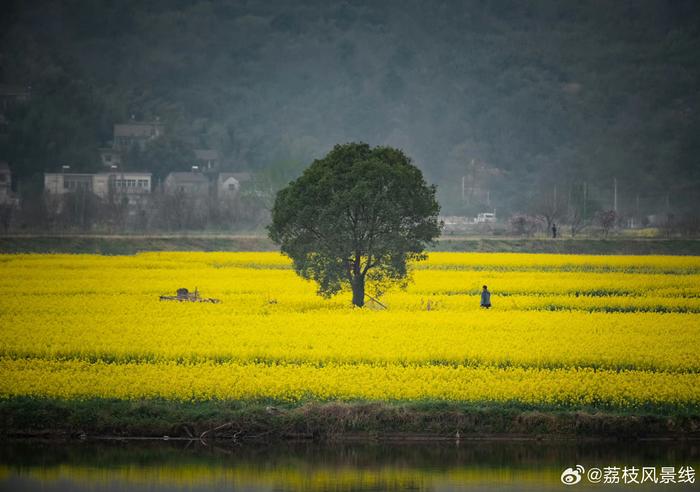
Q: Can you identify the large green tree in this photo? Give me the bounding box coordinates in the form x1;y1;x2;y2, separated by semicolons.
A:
268;143;441;307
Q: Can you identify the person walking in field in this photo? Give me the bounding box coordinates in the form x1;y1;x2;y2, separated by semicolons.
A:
480;285;491;308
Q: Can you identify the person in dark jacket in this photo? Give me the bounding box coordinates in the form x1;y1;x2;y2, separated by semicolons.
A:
480;285;491;308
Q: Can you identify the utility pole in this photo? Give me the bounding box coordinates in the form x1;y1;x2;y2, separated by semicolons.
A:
461;176;465;202
613;177;618;213
583;182;587;222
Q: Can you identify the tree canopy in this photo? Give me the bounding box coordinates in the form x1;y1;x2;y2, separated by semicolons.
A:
268;143;441;307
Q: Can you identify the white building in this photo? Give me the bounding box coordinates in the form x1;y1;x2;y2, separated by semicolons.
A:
44;171;152;205
216;172;251;197
113;121;164;150
94;172;152;203
44;173;94;194
163;171;210;197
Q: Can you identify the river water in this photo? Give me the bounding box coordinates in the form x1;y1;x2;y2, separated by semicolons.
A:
1;439;698;491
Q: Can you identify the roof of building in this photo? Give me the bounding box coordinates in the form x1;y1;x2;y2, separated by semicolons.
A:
166;172;209;184
194;149;219;161
44;172;95;178
219;172;252;182
96;171;152;177
114;122;164;138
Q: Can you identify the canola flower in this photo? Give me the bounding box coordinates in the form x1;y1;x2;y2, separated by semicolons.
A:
1;252;698;410
1;307;698;371
1;358;698;409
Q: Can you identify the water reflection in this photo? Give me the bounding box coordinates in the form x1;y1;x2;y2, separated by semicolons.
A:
1;439;698;491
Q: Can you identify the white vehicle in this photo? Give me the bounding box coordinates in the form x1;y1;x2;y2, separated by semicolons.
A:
475;212;496;223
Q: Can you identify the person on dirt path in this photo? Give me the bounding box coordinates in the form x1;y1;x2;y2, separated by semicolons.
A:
552;222;557;238
480;285;491;308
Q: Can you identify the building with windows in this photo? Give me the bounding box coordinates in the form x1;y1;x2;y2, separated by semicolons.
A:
113;121;164;150
93;172;152;203
218;173;240;196
194;149;220;172
98;147;123;169
44;171;152;206
216;172;253;199
44;173;94;194
163;171;210;197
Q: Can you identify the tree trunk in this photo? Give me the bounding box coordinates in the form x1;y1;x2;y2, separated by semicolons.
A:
351;275;365;307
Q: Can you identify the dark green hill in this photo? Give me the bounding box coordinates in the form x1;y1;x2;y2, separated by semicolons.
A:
1;0;699;214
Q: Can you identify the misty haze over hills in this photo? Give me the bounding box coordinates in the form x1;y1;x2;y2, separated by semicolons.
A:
1;0;699;218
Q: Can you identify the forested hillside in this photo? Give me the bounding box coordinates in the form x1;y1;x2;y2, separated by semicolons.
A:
1;0;699;215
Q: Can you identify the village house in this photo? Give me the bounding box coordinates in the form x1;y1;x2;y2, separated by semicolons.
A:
194;149;220;172
97;118;164;168
113;121;164;150
98;147;123;169
44;170;152;205
163;170;210;197
216;172;252;199
93;172;152;205
44;172;94;194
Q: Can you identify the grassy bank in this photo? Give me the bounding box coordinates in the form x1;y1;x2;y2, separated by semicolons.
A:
436;237;700;255
1;234;699;255
2;398;698;441
0;234;278;254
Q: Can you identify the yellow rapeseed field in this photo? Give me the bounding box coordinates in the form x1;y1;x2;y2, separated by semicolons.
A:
1;252;699;410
